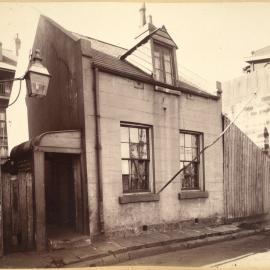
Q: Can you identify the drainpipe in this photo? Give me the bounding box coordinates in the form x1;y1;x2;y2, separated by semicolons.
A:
264;127;269;156
93;67;105;234
0;42;3;62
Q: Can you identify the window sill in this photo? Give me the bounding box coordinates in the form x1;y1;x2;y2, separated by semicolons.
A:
119;193;160;204
178;190;209;200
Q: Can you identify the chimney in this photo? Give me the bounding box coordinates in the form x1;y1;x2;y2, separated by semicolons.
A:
264;126;269;155
0;42;2;61
135;3;156;41
216;81;222;97
15;33;21;57
251;50;255;72
147;15;153;25
139;2;146;27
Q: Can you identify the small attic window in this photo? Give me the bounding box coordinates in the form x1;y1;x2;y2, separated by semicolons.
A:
153;43;175;85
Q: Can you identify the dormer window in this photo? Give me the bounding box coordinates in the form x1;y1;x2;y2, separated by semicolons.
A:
153;43;174;85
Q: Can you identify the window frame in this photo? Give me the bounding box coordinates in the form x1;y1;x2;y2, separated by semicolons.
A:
153;41;175;86
179;130;205;191
120;123;154;194
0;109;8;157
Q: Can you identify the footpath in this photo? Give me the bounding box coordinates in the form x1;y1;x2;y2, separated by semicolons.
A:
0;222;269;268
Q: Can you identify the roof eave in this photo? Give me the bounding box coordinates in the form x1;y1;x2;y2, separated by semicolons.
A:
92;62;219;100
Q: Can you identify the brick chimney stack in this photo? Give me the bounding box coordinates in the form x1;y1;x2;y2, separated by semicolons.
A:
135;3;156;41
139;2;146;27
15;33;21;57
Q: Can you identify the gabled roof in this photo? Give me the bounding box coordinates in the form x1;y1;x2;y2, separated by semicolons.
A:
153;25;178;48
3;49;17;64
41;15;218;100
120;26;177;60
0;62;16;71
72;32;127;58
1;48;17;67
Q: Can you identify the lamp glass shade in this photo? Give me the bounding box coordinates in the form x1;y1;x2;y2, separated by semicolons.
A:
25;49;51;98
26;72;50;98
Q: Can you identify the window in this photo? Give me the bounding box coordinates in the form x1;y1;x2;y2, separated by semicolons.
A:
153;43;174;85
120;124;150;193
0;111;5;121
0;146;7;157
179;131;203;190
0;121;6;138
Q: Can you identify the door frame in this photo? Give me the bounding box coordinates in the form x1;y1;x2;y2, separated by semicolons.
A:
30;130;88;251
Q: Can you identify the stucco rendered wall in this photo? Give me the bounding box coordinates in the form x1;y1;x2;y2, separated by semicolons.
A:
84;71;224;236
222;68;270;148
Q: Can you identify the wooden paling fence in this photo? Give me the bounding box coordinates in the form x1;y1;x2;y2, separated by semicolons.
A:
223;115;270;220
2;170;34;253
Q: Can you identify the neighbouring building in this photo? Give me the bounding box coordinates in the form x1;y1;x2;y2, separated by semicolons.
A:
0;35;20;162
222;45;270;148
243;45;270;73
2;6;225;252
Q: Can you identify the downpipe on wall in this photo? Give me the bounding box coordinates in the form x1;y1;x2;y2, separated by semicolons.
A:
93;67;105;234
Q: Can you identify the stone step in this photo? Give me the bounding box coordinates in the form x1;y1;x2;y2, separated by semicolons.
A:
48;235;91;251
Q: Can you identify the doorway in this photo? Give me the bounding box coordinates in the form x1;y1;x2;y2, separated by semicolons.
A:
45;153;82;240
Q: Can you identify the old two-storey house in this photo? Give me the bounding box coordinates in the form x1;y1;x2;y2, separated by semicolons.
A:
223;45;270;148
0;36;20;162
3;7;224;252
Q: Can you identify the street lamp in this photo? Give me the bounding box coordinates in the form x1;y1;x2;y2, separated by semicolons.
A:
0;48;51;255
24;49;51;98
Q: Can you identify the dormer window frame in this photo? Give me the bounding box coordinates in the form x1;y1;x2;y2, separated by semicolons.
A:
152;41;176;86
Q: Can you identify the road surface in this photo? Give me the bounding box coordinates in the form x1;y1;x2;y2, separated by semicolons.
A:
117;231;270;268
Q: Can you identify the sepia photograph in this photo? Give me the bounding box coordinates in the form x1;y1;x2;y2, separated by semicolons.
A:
1;1;270;269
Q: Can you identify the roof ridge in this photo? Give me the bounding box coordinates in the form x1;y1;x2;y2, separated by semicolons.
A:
40;15;78;42
254;44;270;53
71;31;128;51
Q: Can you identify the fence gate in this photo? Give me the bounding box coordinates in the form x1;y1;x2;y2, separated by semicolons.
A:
2;168;34;253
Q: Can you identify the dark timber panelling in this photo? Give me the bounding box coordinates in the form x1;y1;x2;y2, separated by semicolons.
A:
223;116;270;220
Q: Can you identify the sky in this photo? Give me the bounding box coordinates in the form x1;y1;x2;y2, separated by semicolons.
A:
1;1;270;151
